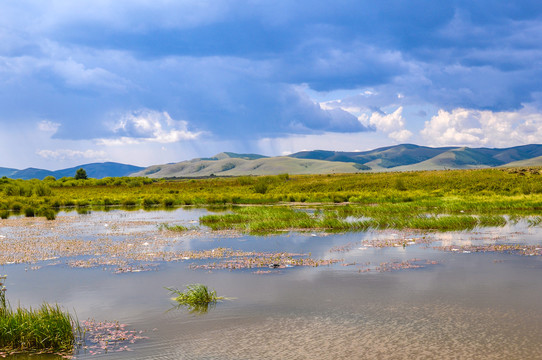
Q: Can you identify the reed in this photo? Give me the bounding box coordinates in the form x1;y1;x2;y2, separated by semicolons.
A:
166;284;225;313
0;276;80;355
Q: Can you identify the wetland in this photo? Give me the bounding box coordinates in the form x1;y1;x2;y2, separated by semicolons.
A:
1;169;542;359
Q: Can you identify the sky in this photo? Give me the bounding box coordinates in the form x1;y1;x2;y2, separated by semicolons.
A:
2;1;542;169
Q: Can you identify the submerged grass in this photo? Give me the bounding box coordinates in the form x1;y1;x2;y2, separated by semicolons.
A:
165;284;225;314
0;275;80;355
200;206;511;233
157;223;190;232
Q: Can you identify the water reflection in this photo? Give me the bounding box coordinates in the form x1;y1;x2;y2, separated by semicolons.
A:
1;209;542;359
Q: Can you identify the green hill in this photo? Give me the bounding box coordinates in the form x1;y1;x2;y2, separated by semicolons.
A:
131;156;366;178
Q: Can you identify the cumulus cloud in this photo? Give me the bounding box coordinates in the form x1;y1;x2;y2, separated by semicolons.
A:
37;149;107;161
421;106;542;147
98;110;201;145
368;107;413;142
2;1;542;168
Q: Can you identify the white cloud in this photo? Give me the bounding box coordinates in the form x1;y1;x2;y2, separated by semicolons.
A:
421;106;542;147
38;120;60;133
37;149;107;161
99;109;202;145
368;106;413;142
389;129;413;142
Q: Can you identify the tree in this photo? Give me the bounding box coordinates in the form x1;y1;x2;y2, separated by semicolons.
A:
75;168;88;180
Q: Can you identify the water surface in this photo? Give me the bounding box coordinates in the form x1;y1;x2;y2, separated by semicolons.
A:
1;209;542;359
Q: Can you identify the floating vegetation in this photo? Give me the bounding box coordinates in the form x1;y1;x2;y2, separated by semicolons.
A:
188;251;341;271
356;259;440;273
157;223;191;232
80;319;149;356
0;275;80;357
166;284;225;313
438;244;542;256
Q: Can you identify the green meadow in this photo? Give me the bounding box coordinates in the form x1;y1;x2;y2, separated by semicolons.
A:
1;167;542;231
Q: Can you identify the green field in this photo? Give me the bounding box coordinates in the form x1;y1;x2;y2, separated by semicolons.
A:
1;167;542;231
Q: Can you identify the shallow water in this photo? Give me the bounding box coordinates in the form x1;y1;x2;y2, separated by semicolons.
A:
1;209;542;359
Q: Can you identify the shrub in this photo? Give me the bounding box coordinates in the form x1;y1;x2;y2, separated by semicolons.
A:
34;183;52;197
74;168;87;180
253;182;268;194
10;203;22;212
24;208;35;217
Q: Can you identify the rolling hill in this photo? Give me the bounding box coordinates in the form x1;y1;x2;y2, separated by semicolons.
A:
6;162;144;180
0;167;18;177
132;144;542;178
4;144;542;180
131;155;366;178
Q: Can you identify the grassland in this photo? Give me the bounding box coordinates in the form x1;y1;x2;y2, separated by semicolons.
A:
1;167;542;231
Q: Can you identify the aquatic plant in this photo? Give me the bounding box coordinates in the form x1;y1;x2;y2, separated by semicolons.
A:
157;223;189;231
0;275;80;355
166;284;225;313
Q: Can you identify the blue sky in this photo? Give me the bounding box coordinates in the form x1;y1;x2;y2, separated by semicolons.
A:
2;0;542;169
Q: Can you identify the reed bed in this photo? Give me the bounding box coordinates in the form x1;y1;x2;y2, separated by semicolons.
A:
0;275;80;355
200;206;511;233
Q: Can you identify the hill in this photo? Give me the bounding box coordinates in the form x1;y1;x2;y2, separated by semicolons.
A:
499;155;542;168
4;144;542;180
0;167;19;177
133;145;542;178
131;155;365;178
8;162;144;180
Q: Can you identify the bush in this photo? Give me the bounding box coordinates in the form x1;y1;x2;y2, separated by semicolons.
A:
34;183;52;197
24;208;35;217
10;203;22;212
38;208;56;220
253;181;268;194
74;168;87;180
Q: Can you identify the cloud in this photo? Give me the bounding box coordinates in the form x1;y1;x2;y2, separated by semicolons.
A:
51;58;129;90
368;107;413;142
98;109;201;145
421;106;542;147
37;149;107;161
2;1;542;168
38;120;60;133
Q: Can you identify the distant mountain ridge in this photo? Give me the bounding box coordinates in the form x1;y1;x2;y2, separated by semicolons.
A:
4;144;542;180
4;162;144;180
131;144;542;178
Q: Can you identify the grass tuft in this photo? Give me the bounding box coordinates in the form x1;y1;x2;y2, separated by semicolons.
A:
165;284;225;313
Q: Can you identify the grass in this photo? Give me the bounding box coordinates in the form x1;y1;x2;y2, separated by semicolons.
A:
200;206;511;233
2;167;542;223
165;284;225;313
0;275;80;355
157;223;190;232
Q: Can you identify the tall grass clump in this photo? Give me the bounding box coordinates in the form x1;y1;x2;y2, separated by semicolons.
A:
0;275;80;355
24;208;35;217
200;206;317;233
165;284;225;313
